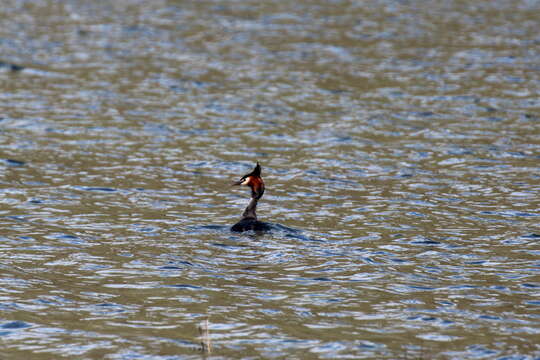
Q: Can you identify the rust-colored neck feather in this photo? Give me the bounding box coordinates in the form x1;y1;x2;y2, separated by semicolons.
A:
249;176;265;200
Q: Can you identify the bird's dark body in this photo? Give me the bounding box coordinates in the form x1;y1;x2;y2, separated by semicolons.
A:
230;218;272;232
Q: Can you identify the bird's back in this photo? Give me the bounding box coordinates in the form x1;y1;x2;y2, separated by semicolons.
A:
230;218;271;232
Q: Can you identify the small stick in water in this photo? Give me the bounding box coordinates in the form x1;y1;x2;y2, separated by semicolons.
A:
198;318;211;354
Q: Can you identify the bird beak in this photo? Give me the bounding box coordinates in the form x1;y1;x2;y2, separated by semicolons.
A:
232;179;243;186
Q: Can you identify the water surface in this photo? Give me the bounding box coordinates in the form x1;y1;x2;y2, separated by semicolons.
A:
1;0;539;358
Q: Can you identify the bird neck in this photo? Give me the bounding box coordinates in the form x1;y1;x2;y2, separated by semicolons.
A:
242;197;259;220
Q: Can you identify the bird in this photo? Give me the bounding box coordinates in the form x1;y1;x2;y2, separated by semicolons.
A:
230;162;272;232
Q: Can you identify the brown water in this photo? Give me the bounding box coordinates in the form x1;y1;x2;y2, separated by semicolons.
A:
1;0;539;359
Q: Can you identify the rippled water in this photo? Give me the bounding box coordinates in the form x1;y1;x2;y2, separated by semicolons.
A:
1;0;539;358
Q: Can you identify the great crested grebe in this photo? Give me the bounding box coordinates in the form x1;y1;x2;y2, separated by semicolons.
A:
230;162;272;232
